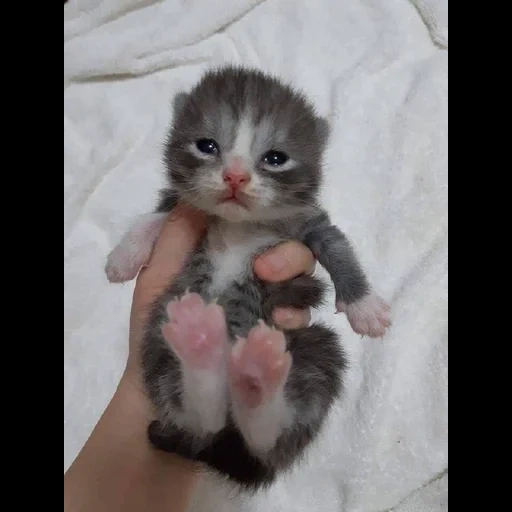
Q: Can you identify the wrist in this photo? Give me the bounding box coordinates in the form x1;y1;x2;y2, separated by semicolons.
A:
65;369;199;512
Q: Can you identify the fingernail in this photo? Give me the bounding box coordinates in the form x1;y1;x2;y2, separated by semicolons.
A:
262;251;287;274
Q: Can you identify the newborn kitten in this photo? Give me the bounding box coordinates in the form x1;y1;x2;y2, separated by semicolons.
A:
105;66;391;490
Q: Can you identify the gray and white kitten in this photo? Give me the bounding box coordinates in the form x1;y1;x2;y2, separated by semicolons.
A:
105;67;391;490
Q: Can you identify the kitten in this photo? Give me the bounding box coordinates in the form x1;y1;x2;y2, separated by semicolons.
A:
105;66;391;490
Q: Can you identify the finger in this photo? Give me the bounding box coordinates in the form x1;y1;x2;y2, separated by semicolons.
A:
254;241;316;282
137;203;207;291
272;307;311;330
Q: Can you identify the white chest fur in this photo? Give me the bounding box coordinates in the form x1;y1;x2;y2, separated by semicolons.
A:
207;221;281;296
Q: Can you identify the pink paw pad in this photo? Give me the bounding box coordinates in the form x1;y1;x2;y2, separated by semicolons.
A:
337;293;391;338
229;321;292;408
162;292;228;370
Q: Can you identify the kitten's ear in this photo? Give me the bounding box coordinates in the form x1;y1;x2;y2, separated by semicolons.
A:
316;116;331;149
171;92;189;120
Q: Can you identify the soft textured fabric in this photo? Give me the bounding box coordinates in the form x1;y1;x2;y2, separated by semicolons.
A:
64;1;448;510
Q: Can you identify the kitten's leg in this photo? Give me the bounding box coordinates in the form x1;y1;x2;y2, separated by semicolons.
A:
161;292;229;435
303;214;391;337
105;212;167;283
228;321;293;453
228;322;345;459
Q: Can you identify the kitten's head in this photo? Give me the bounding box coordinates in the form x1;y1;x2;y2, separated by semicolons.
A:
164;66;330;222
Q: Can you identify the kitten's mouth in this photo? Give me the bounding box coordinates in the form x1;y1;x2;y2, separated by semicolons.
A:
218;191;249;208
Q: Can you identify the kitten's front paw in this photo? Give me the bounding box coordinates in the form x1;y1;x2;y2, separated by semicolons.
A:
105;247;142;283
229;321;292;408
337;293;391;338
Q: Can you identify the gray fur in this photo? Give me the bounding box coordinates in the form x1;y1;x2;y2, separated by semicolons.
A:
163;67;329;221
137;66;377;489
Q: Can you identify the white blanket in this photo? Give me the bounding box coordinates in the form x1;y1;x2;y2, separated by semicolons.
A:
64;1;448;510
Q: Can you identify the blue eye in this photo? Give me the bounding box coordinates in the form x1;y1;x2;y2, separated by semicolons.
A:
196;138;219;155
263;151;288;166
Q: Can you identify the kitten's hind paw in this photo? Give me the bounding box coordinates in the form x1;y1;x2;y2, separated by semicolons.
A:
162;292;228;370
229;321;292;409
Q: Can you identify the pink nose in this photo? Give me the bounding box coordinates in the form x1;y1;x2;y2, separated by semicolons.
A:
223;169;251;189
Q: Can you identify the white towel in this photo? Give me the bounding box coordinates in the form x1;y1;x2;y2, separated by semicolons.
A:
64;1;448;510
410;0;448;48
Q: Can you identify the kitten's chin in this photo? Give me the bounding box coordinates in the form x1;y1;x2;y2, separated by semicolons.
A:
187;194;309;223
213;201;255;222
213;203;309;223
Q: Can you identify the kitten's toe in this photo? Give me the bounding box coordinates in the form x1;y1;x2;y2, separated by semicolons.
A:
338;293;391;338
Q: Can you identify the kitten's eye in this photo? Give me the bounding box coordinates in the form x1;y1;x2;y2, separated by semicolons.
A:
263;151;289;167
196;139;219;155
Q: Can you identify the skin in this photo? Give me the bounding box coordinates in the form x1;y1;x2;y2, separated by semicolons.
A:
64;203;315;512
